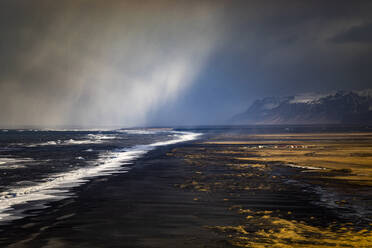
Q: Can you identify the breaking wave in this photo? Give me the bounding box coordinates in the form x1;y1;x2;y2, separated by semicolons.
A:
0;131;200;222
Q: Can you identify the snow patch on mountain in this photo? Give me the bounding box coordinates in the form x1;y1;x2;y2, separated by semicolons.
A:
231;89;372;124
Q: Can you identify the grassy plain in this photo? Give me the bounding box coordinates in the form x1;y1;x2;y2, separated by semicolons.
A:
168;132;372;247
207;133;372;186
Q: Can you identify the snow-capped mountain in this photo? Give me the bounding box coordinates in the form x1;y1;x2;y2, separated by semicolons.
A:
231;90;372;124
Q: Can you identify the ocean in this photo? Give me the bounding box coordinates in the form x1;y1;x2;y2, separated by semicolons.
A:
0;128;200;223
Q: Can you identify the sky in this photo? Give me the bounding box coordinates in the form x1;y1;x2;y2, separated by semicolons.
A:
1;0;372;127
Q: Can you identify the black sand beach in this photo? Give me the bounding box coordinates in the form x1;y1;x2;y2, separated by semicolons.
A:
1;132;372;247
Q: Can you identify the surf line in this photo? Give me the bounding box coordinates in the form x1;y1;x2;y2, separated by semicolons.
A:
0;131;201;222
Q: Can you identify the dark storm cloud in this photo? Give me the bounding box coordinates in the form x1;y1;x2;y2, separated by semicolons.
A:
0;0;225;127
150;0;372;125
1;0;372;127
331;22;372;43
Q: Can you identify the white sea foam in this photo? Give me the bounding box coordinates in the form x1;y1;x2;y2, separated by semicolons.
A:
0;131;201;221
36;140;62;146
27;134;117;147
117;128;174;135
0;157;33;169
87;134;116;140
118;129;159;135
63;139;98;145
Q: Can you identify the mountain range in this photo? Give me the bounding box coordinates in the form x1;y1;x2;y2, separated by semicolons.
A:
231;89;372;125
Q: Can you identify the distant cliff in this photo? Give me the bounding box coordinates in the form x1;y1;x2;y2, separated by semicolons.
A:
231;90;372;124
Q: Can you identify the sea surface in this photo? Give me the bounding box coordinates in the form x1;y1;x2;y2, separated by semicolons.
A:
0;128;200;222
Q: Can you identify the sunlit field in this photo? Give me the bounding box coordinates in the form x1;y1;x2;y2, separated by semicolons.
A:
167;132;372;247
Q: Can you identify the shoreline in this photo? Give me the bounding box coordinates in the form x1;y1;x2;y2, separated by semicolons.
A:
0;133;371;247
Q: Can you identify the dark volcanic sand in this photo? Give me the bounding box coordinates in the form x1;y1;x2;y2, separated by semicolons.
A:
0;141;369;247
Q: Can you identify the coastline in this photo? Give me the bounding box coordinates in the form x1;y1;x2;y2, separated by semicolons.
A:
1;132;371;247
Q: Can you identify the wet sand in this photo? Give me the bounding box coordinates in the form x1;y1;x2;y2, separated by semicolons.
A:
1;133;372;247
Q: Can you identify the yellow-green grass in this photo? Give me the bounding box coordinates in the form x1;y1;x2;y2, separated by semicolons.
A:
210;207;372;248
205;133;372;186
170;134;372;247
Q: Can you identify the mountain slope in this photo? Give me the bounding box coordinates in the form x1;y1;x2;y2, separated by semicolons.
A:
232;90;372;124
